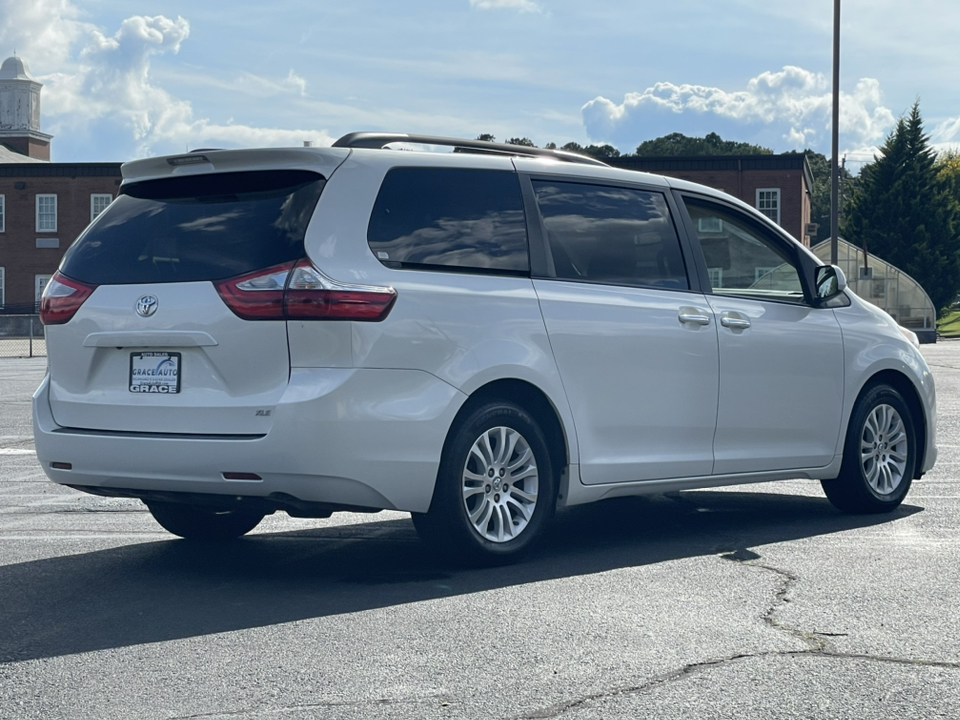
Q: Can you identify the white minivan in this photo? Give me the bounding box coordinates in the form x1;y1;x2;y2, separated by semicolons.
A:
34;133;937;563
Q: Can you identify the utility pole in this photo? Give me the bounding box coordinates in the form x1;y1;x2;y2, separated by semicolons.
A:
830;0;840;265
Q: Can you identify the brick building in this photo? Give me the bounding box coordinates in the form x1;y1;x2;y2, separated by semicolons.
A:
0;55;121;310
608;154;815;246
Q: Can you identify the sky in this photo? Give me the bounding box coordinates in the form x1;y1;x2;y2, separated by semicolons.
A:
2;0;959;172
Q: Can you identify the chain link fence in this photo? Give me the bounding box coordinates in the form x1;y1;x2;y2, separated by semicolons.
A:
0;315;46;358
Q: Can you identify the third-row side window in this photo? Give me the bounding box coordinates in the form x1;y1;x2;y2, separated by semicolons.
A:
368;167;528;275
533;181;689;290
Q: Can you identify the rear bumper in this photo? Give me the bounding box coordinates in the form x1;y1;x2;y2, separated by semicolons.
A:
33;368;465;513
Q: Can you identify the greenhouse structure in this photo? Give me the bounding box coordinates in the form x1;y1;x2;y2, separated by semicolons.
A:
811;239;937;344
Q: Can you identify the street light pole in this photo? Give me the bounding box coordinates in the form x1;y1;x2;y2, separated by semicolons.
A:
830;0;840;265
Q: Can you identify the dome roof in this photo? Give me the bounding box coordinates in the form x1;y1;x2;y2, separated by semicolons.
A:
0;55;37;81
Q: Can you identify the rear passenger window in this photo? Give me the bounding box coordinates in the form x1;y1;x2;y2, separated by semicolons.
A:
368;168;528;274
532;181;688;290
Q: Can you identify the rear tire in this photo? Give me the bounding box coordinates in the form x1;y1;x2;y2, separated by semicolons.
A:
146;501;265;541
412;400;556;565
821;384;916;514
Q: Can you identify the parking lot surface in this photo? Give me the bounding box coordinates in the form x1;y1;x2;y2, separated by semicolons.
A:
1;347;958;719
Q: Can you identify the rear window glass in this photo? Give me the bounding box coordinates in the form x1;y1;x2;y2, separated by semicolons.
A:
59;170;325;285
367;167;528;275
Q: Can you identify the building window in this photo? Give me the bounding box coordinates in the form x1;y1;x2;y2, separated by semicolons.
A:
37;194;57;232
698;216;723;233
0;195;5;233
35;275;52;304
91;194;113;222
756;189;780;225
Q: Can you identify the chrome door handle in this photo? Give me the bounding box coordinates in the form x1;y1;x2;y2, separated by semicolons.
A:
678;308;711;326
720;315;751;329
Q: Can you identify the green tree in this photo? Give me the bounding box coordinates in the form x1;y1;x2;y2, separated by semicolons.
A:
634;132;772;156
476;133;496;142
785;149;853;246
936;149;960;199
582;144;621;160
842;102;960;314
549;141;620;160
506;137;536;147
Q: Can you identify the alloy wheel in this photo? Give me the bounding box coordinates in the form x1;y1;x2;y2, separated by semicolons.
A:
461;426;539;543
860;403;909;496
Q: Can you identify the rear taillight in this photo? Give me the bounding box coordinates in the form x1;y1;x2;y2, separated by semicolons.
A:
285;260;397;321
39;272;97;325
215;259;396;322
214;262;292;320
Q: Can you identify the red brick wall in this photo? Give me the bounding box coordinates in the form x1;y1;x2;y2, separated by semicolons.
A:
1;171;121;307
649;168;810;245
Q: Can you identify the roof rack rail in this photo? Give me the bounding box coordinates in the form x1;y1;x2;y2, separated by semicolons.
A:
332;132;609;167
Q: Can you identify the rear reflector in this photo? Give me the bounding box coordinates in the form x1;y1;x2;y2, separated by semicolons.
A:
39;272;97;325
50;462;73;470
215;259;396;322
222;472;262;481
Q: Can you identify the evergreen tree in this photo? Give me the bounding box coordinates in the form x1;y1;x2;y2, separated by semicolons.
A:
842;102;960;313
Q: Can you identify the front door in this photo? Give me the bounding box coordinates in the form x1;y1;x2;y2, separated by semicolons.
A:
681;196;845;474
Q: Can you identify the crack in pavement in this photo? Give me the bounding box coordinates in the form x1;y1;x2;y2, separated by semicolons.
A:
519;548;960;720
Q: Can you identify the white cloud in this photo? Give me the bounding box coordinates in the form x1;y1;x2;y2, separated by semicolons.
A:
0;0;90;68
930;117;960;160
285;69;307;97
932;116;960;145
582;66;896;155
469;0;543;13
1;1;330;157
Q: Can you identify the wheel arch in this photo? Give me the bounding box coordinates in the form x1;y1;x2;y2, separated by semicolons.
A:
854;370;928;479
450;379;570;500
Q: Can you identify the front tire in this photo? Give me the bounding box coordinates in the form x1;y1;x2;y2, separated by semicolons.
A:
821;384;916;513
413;400;556;565
146;501;265;541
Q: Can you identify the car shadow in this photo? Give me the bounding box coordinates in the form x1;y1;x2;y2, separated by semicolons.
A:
0;489;921;663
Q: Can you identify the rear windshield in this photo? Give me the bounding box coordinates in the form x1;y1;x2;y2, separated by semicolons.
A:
59;170;325;285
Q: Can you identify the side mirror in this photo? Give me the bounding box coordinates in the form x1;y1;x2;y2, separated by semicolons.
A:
815;265;847;302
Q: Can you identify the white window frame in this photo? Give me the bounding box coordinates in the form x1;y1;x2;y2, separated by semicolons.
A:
0;194;5;233
91;193;113;222
756;188;781;225
35;274;52;303
698;216;723;233
36;194;57;232
755;266;778;282
707;267;723;288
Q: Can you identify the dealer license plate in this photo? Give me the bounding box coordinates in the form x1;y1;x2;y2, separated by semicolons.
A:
129;352;181;394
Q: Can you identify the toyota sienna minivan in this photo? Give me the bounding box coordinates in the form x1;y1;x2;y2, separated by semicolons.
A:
34;133;937;563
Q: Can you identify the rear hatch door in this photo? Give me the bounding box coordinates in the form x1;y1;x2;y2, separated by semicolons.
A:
44;151;345;435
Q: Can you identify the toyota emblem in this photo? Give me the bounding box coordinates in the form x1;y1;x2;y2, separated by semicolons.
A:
136;295;159;317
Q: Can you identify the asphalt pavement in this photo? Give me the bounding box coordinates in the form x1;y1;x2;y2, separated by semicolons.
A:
1;348;958;719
